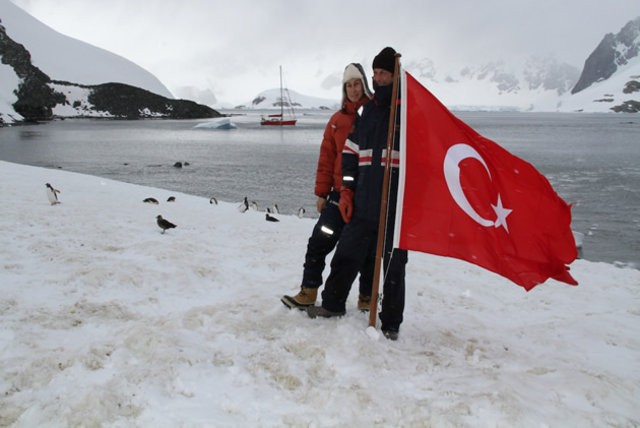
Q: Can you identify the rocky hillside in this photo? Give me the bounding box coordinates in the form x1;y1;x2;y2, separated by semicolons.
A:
50;80;220;120
0;20;63;121
568;17;640;113
0;6;220;125
573;17;640;94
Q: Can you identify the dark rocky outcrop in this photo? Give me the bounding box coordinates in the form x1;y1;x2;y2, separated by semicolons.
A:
86;82;219;119
611;100;640;113
251;95;266;106
623;80;640;94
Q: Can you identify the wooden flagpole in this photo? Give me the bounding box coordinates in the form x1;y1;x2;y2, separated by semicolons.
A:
368;53;402;327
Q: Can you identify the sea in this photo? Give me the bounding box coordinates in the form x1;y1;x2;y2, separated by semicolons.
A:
1;110;639;269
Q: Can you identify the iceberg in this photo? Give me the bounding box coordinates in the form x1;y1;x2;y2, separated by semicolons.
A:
194;117;237;130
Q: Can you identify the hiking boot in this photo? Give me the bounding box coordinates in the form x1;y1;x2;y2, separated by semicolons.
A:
357;294;371;312
306;305;345;319
382;329;399;341
281;287;318;310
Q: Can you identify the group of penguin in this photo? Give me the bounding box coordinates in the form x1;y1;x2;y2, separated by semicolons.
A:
46;182;307;234
151;195;309;232
237;196;285;222
237;196;307;222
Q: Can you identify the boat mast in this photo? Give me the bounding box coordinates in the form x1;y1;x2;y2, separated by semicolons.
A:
279;65;284;118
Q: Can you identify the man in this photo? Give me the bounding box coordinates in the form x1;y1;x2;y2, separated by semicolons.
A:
307;47;408;341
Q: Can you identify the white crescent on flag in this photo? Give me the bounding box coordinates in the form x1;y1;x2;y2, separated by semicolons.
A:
443;143;513;232
444;143;494;227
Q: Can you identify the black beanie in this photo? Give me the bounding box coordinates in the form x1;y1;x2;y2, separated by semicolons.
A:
372;47;397;73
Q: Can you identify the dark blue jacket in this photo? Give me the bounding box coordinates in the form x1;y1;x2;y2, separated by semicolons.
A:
341;83;400;223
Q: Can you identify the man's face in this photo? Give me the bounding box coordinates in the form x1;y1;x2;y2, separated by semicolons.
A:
373;68;394;86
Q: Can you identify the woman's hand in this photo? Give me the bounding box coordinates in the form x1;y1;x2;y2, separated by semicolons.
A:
316;197;327;213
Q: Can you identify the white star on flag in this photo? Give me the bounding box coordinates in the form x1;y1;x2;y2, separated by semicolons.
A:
491;195;512;232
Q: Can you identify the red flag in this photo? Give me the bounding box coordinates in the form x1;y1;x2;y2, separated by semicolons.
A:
394;71;578;290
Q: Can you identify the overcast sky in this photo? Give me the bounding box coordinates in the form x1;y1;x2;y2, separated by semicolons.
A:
10;0;640;106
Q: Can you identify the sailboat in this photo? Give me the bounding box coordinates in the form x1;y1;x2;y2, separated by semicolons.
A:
261;66;297;126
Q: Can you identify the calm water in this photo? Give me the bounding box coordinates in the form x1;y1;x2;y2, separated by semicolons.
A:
1;111;639;268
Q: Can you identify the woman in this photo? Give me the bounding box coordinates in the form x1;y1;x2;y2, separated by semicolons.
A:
281;63;373;311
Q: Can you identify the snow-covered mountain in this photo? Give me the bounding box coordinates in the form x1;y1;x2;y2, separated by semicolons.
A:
567;16;640;113
241;88;339;111
0;0;171;97
573;17;640;94
403;55;581;112
241;17;640;113
561;55;640;113
399;15;640;114
2;0;639;119
0;0;218;124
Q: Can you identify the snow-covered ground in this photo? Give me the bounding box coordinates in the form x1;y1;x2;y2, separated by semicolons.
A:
1;160;639;427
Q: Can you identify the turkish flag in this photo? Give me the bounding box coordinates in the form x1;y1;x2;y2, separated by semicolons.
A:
393;71;578;290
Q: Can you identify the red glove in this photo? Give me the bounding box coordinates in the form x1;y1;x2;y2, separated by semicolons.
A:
339;188;354;223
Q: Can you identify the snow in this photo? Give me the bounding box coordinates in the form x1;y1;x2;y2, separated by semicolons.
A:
1;159;639;426
0;62;22;122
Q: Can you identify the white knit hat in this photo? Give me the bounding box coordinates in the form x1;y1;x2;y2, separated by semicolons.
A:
341;63;372;106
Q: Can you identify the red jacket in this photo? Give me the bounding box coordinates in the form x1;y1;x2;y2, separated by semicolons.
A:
314;96;368;198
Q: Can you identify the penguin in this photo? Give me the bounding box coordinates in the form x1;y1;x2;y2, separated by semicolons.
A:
45;183;60;205
167;196;176;202
143;197;159;204
250;201;259;211
265;213;280;222
238;196;249;213
156;215;177;233
209;197;218;205
272;204;280;214
297;207;306;218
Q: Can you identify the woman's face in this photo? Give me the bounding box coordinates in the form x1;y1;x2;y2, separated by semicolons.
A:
345;78;364;102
